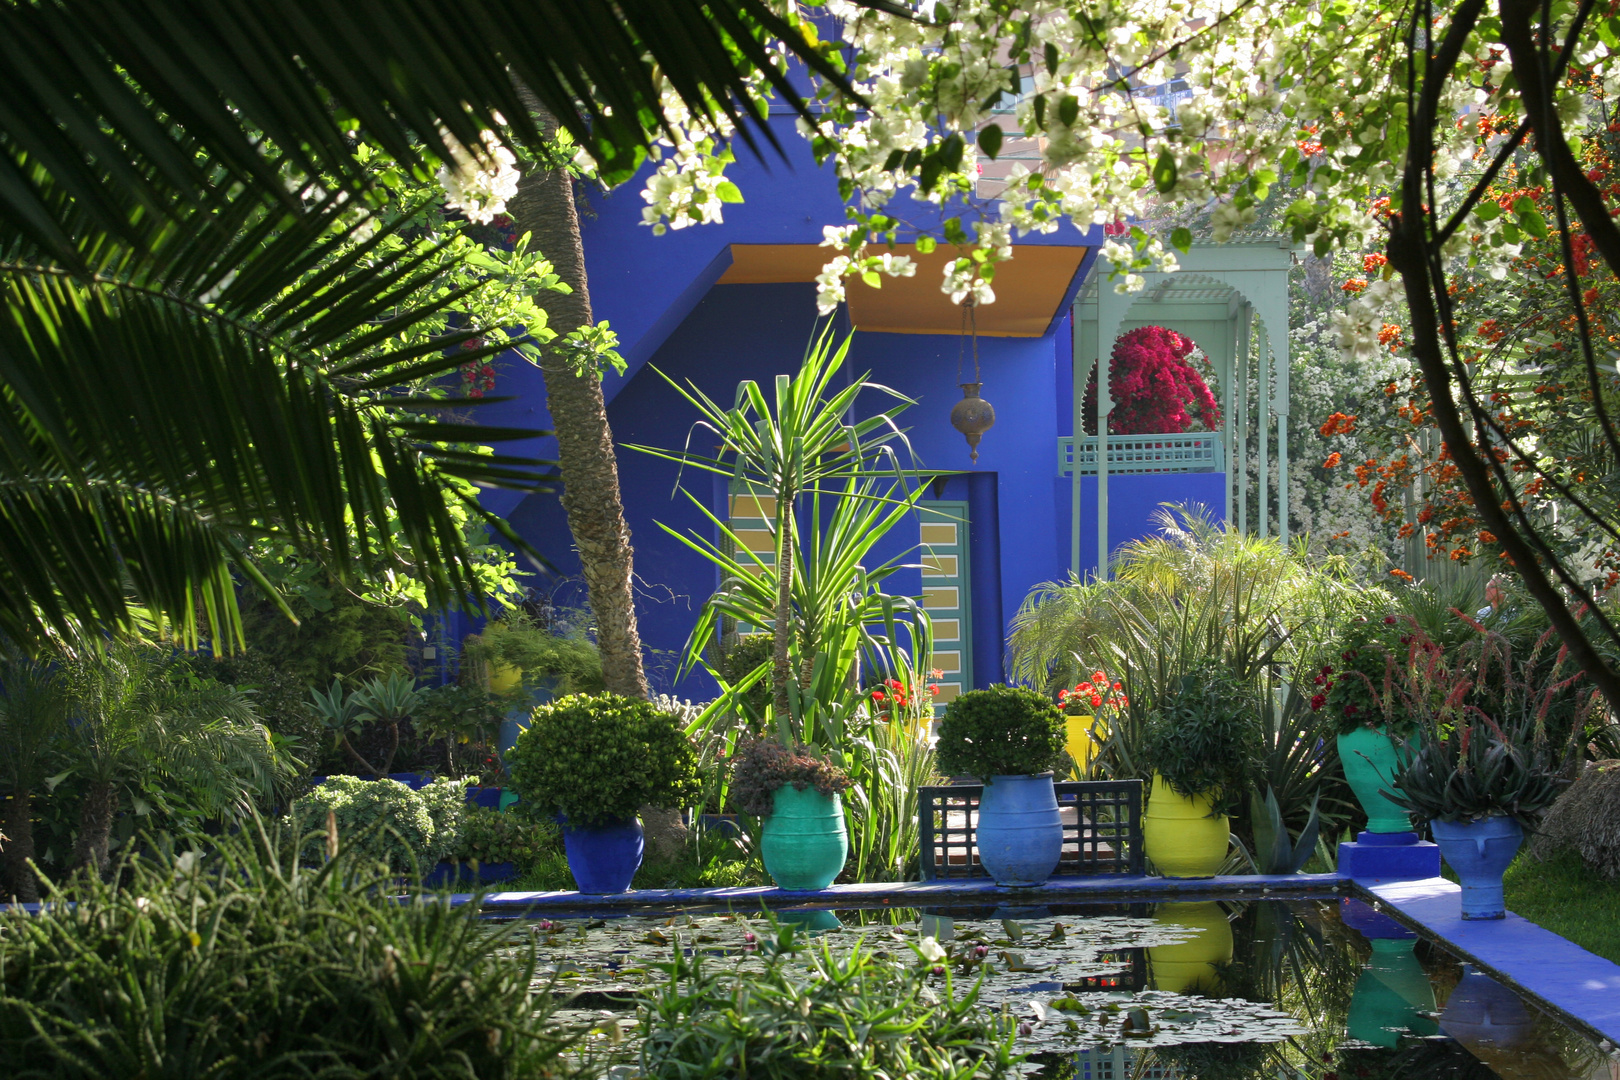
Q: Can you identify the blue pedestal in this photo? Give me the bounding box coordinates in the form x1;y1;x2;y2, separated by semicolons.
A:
1339;834;1440;883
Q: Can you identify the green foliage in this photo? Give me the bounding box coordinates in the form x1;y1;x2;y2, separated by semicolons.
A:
841;717;939;882
240;586;413;685
1243;787;1322;875
935;685;1066;780
719;633;774;719
637;928;1022;1079
204;651;321;769
415;683;509;779
451;806;559;868
506;693;700;826
727;736;852;818
1321;616;1408;736
1389;724;1567;827
288;775;467;874
0;822;577;1078
1143;660;1263;808
464;612;604;695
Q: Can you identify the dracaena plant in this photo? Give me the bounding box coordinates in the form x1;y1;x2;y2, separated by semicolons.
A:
1383;615;1602;826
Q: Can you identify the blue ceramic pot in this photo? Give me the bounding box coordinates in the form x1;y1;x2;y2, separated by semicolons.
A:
560;816;644;894
1430;816;1523;920
976;773;1063;886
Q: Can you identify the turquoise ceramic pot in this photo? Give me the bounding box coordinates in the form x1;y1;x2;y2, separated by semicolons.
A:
760;785;848;891
976;773;1063;886
1337;726;1413;833
1431;816;1523;920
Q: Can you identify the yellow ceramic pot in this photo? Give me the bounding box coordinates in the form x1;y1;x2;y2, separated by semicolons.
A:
1063;714;1108;779
489;662;523;695
1149;901;1233;993
1142;773;1229;877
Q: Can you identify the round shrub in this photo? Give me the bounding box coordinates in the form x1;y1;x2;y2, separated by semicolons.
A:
288;775;467;874
505;693;700;826
449;806;559;868
1143;660;1262;807
727;736;852;817
934;685;1065;780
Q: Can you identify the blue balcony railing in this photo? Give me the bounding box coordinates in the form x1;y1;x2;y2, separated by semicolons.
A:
1057;432;1224;476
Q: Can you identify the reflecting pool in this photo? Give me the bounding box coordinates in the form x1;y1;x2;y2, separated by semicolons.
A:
512;896;1619;1078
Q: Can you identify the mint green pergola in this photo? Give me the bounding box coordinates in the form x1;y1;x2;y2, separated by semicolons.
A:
1068;239;1297;577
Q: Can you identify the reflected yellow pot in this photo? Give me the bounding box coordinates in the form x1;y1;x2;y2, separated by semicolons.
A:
1063;714;1108;779
1149;901;1233;994
489;662;523;695
1142;773;1229;878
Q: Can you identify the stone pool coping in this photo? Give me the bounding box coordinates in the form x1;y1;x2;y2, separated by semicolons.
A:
1357;875;1620;1048
458;871;1347;914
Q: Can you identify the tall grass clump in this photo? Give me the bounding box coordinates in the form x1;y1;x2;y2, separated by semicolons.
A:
0;818;577;1078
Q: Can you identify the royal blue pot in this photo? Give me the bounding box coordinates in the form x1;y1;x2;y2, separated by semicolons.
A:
1430;816;1523;920
976;773;1063;886
559;816;644;894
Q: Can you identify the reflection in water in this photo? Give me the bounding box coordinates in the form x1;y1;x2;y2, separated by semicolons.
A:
519;898;1614;1079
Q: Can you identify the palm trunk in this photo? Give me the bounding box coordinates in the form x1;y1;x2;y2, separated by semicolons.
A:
773;503;796;723
72;779;116;877
508;101;648;700
3;785;37;902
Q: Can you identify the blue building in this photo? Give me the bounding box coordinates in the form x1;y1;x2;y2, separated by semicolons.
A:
477;131;1277;701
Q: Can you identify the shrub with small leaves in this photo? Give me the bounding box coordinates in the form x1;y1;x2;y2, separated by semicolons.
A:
1142;660;1263;810
506;693;700;826
934;685;1066;780
451;806;559;868
727;736;853;817
287;774;467;874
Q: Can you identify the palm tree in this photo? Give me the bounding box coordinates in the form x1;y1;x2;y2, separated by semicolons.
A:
0;0;879;656
64;644;289;875
0;653;70;901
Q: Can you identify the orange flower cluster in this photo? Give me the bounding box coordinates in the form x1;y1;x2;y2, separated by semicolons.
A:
1296;124;1324;156
1342;277;1368;294
869;673;942;718
1363;253;1390;274
1378;323;1403;349
1058;670;1128;714
1320;412;1358;437
1322;452;1342;468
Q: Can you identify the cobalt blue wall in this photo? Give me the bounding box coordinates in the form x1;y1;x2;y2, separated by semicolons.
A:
1054;472;1229;578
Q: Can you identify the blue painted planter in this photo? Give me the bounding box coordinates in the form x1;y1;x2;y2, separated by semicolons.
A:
560;816;644;894
1430;816;1523;920
976;773;1063;887
421;860;518;889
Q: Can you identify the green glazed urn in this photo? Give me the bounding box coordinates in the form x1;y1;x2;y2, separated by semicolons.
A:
1337;725;1412;834
760;784;848;891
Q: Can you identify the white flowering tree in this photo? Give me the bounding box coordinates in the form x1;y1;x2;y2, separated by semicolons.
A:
614;0;1620;710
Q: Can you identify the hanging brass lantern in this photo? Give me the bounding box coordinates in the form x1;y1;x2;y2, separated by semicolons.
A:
951;382;996;463
950;295;994;462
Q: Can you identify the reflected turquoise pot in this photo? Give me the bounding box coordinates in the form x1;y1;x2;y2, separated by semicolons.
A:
1337;726;1412;834
1347;938;1438;1048
778;909;842;934
760;785;848;891
976;773;1063;887
1431;816;1523;920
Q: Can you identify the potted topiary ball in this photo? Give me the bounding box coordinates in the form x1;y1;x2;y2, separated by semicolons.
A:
728;736;853;891
934;685;1067;886
1140;661;1262;878
505;693;699;893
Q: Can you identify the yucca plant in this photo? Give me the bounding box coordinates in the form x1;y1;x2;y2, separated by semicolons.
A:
630;325;922;739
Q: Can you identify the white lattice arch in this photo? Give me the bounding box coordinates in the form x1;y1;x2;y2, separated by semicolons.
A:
1072;239;1297;576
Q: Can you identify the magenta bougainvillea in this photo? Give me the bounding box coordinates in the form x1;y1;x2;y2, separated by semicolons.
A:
1082;325;1221;435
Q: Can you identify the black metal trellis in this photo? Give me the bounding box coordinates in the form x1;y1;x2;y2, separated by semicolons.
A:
918;779;1144;880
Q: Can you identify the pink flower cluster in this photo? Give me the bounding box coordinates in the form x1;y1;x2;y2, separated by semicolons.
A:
1083;326;1222;435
